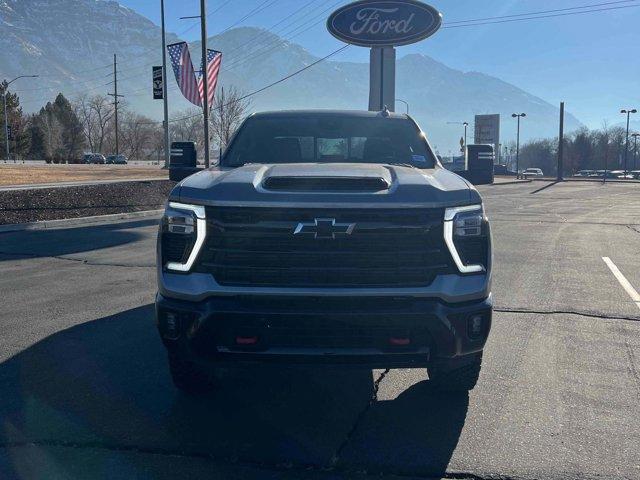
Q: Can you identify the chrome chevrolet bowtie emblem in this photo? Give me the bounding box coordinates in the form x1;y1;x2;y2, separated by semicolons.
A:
294;218;356;239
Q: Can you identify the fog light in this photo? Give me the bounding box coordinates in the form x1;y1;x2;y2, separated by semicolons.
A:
164;312;180;340
468;314;484;339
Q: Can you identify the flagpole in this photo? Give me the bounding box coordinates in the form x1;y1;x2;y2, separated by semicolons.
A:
200;0;210;168
160;0;170;168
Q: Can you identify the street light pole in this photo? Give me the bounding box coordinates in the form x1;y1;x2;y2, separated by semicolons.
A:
463;121;469;149
632;133;640;172
395;98;409;115
446;121;471;152
512;113;526;177
621;109;637;177
3;75;38;162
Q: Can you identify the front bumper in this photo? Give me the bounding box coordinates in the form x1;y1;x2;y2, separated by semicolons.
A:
156;293;492;368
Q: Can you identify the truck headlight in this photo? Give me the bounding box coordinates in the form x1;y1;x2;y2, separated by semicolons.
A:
444;205;489;274
161;202;206;272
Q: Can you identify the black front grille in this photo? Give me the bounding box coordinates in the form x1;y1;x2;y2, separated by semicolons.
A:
195;207;453;287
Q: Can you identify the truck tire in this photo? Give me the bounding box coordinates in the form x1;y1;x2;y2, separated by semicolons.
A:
428;352;483;392
168;352;214;394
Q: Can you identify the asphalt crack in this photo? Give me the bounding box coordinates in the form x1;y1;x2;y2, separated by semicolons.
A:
495;306;640;322
0;250;153;269
329;368;390;468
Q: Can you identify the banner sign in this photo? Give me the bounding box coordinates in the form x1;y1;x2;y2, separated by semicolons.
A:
474;114;501;161
152;66;163;100
327;0;442;47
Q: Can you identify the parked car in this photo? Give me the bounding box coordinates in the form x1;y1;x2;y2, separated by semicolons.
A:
83;153;106;164
157;109;493;394
106;154;128;164
493;164;517;176
630;170;640;179
521;168;544;178
573;170;594;177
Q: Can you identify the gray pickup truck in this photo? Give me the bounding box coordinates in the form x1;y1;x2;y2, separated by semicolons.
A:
156;110;492;393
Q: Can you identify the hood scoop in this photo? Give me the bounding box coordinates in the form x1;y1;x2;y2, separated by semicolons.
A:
262;175;390;192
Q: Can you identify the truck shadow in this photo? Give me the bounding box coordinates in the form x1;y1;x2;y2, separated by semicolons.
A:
0;305;468;478
0;219;158;261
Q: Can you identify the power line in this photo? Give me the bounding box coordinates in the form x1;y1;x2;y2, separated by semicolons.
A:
126;44;350;125
223;0;346;72
442;2;640;28
444;0;637;25
14;0;638;107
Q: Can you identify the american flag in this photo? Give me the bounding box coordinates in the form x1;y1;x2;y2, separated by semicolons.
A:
167;42;201;107
198;49;223;109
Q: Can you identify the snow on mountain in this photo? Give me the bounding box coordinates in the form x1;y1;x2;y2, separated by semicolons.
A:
0;1;582;150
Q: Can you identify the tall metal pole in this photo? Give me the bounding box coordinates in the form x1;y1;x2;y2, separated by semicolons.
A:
395;99;409;114
463;122;468;149
515;115;520;176
200;0;211;168
632;133;639;171
3;90;9;162
557;102;564;181
624;110;631;177
113;54;119;156
160;0;170;168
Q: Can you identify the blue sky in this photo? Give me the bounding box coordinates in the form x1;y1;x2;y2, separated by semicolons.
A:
119;0;640;128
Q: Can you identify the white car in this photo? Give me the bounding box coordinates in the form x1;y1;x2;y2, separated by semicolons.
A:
521;168;544;178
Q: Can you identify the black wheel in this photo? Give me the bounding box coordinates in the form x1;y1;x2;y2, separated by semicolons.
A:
168;352;214;394
428;352;483;392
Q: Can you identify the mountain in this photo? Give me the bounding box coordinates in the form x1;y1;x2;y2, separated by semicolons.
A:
0;0;177;110
1;0;582;151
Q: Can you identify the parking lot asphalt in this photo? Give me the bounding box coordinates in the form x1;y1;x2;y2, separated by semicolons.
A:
0;181;639;480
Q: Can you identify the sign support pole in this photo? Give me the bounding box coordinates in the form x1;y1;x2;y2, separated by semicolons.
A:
368;47;396;112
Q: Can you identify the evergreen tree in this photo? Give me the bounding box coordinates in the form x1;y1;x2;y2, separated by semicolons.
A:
0;80;29;159
52;93;85;162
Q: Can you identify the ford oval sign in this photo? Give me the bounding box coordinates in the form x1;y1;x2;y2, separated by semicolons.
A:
327;0;442;47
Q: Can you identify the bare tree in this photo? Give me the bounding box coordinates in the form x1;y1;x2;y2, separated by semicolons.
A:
74;94;114;153
169;109;205;161
120;111;159;161
210;86;251;153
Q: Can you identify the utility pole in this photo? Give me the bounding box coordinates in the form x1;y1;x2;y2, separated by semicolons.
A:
160;0;170;168
512;113;526;177
108;54;124;156
200;0;211;167
621;108;637;177
557;102;564;181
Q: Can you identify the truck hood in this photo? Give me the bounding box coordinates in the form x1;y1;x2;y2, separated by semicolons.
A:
173;163;479;208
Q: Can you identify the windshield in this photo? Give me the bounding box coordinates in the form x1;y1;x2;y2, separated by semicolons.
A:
223;115;436;168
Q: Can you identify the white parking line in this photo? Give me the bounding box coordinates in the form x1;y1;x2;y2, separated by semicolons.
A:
602;257;640;311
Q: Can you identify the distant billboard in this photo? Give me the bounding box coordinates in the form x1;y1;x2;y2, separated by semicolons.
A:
474;114;500;163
